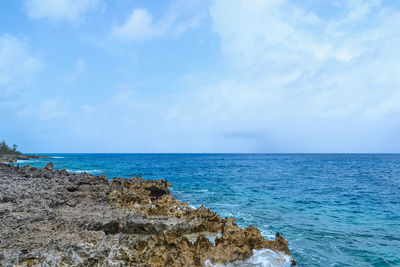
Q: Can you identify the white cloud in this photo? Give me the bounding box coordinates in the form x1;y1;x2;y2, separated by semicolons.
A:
18;98;69;124
37;98;69;120
111;9;163;41
110;0;206;42
25;0;103;24
8;1;400;152
157;0;400;151
211;0;372;68
207;0;400;119
0;34;42;103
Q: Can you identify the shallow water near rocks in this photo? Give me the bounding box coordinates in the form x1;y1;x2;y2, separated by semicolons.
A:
16;153;400;266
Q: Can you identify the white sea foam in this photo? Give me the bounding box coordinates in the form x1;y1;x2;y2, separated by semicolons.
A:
245;249;292;267
16;159;34;163
261;229;276;240
52;156;64;159
205;249;292;267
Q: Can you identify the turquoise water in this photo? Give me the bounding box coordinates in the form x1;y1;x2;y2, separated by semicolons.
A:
15;154;400;266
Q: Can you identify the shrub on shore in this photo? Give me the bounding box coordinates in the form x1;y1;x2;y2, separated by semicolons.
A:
0;140;21;155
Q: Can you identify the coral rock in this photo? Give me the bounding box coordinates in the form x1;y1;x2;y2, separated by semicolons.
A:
0;163;295;266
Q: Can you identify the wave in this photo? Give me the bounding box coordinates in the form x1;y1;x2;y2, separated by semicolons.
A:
16;159;34;163
52;156;64;159
261;229;277;241
242;249;293;267
205;249;292;267
195;189;209;192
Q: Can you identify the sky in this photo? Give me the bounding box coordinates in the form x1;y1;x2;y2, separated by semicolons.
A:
1;0;400;153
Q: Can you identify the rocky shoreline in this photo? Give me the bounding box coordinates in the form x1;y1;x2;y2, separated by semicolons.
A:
0;154;51;163
0;161;295;266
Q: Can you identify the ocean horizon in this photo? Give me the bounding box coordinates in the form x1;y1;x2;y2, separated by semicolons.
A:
15;153;400;266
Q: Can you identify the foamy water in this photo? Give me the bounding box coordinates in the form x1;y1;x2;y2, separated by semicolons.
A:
16;159;40;164
205;249;292;267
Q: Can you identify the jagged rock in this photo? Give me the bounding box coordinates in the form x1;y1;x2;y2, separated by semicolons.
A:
0;163;295;266
43;162;54;171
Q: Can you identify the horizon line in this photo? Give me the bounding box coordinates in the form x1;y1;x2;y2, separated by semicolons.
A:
24;152;400;154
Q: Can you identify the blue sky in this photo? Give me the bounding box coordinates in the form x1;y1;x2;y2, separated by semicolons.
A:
1;0;400;153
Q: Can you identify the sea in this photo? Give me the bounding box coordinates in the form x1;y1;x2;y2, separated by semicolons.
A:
14;153;400;266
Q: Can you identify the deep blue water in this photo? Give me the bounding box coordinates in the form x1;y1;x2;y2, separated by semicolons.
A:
15;154;400;266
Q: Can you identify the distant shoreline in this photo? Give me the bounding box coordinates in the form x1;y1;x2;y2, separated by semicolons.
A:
0;154;51;163
15;152;400;155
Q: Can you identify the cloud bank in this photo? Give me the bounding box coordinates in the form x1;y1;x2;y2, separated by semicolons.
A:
25;0;103;24
3;0;400;152
191;0;400;151
0;34;42;105
110;0;206;42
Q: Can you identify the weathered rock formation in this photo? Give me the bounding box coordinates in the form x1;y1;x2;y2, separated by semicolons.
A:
0;163;295;266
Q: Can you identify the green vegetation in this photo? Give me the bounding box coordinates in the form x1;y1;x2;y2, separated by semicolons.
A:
0;140;21;155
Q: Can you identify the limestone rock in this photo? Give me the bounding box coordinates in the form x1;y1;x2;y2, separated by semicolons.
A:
43;162;53;171
0;163;295;266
